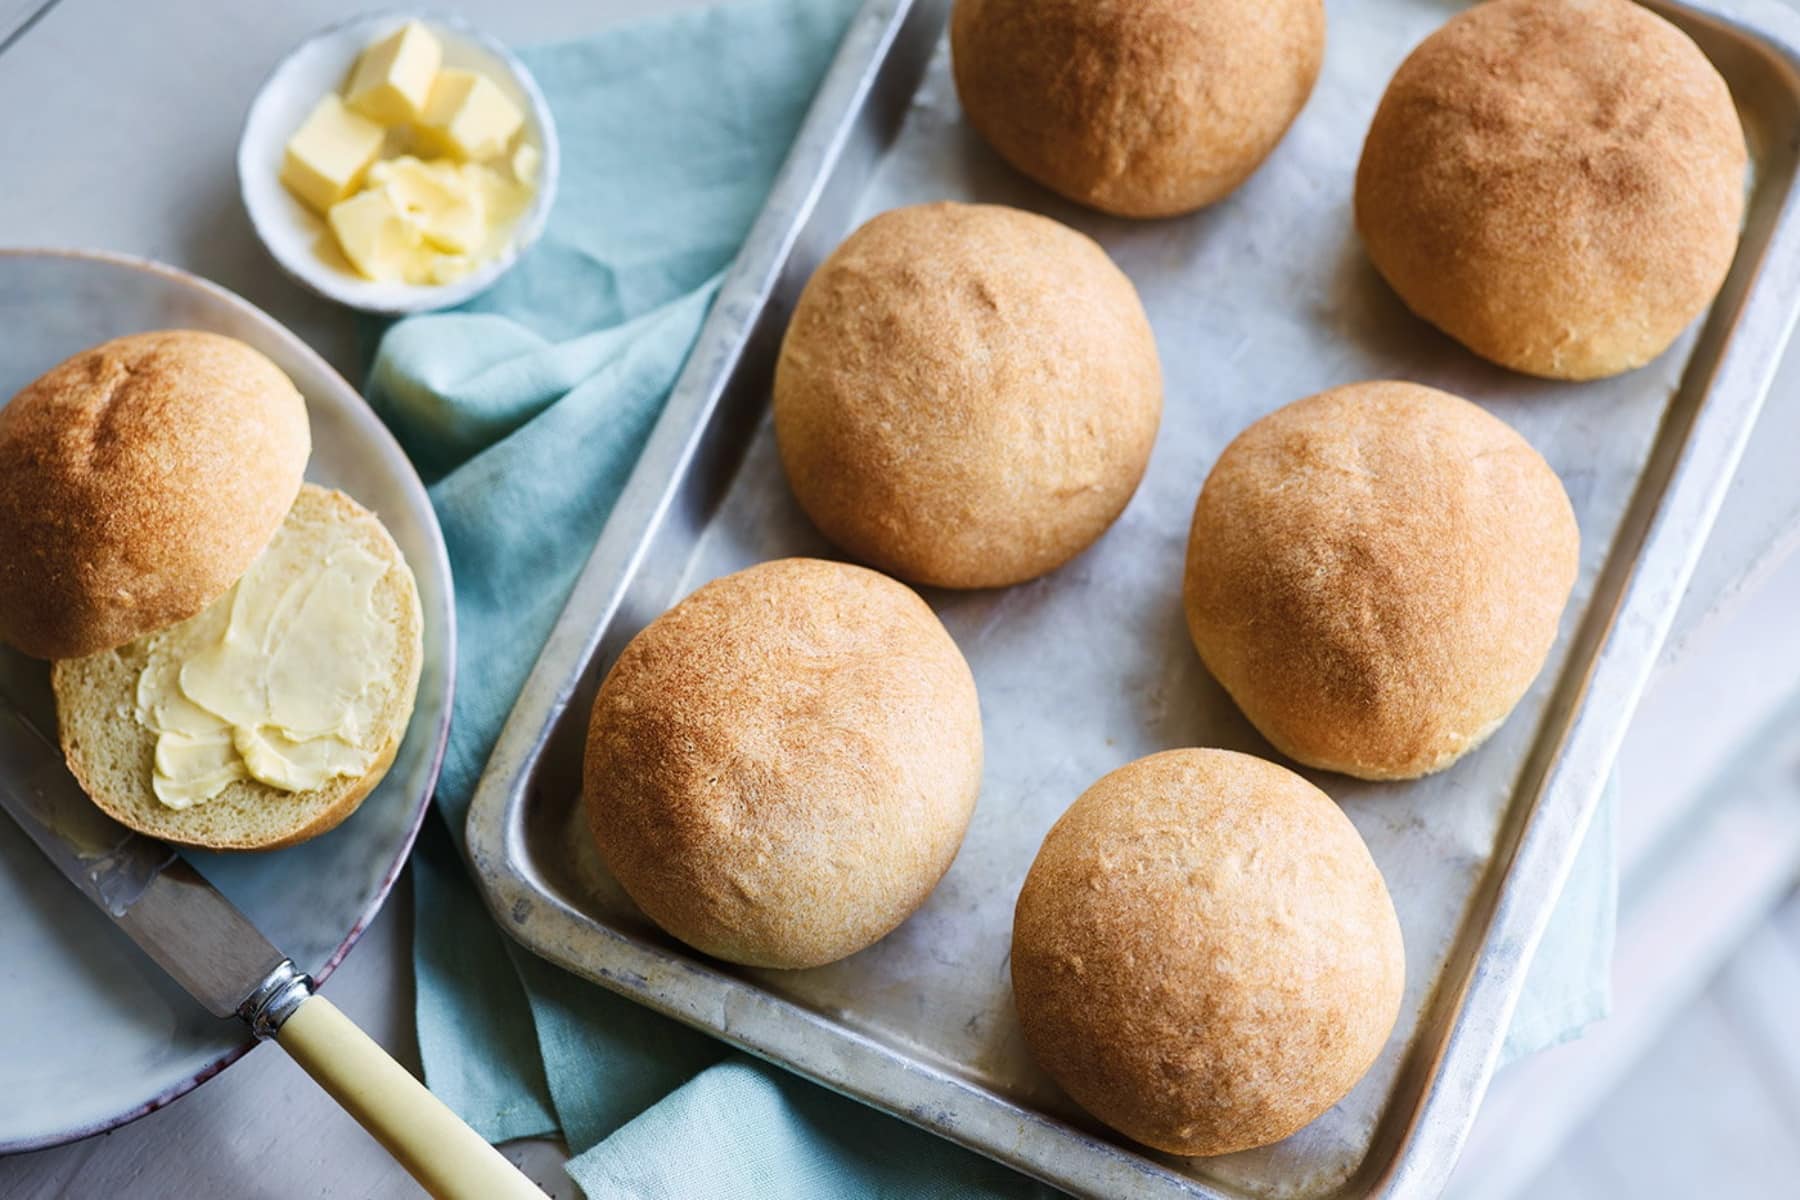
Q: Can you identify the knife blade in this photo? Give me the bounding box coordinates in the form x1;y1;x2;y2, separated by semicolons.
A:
0;698;543;1199
0;704;288;1018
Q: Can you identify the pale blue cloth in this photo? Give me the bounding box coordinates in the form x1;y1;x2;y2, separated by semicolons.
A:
364;1;1614;1193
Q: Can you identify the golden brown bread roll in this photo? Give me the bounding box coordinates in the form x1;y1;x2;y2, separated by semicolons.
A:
52;485;424;852
1012;748;1404;1156
773;202;1162;589
1183;381;1579;780
1356;0;1746;380
584;557;983;969
0;330;310;659
950;0;1325;218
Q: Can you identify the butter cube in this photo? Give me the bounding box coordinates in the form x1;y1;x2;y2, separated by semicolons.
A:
370;157;485;255
327;187;418;281
461;161;531;229
510;142;540;185
282;94;385;214
345;20;442;125
420;69;524;161
425;255;477;286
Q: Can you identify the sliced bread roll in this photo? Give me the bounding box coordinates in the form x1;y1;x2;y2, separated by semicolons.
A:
52;484;423;851
0;330;310;660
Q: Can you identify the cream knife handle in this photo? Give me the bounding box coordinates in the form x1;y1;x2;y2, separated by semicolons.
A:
276;995;543;1200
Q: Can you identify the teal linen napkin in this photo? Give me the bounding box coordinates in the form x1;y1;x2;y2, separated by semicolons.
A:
365;0;1615;1193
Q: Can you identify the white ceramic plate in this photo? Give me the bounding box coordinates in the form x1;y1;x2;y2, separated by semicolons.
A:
238;10;560;314
0;249;455;1151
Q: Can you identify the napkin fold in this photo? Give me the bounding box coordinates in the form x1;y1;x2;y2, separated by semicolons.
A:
365;1;1615;1193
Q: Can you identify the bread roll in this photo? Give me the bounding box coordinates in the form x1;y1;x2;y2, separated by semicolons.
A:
951;0;1325;217
584;558;983;969
774;202;1162;589
1356;0;1746;380
1012;748;1404;1156
0;330;310;659
1183;381;1578;780
53;485;424;851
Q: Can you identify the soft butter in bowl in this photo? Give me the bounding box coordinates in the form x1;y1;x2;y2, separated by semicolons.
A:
240;13;559;314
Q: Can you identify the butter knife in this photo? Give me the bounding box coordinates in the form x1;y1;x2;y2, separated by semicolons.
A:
0;702;541;1200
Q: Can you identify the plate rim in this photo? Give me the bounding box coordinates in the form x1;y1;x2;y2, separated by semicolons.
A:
0;245;455;1153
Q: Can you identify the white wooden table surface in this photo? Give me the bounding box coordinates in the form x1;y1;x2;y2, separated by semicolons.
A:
2;0;1798;1197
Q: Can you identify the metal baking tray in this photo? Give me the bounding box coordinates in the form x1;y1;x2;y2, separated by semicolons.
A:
465;1;1800;1195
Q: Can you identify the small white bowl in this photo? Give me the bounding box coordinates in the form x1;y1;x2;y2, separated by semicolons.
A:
239;11;560;315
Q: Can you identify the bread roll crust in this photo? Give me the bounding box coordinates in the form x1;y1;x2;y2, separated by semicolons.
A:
1183;381;1578;780
584;558;983;969
1355;0;1746;380
52;485;424;852
1012;748;1404;1156
0;330;310;659
774;202;1162;590
951;0;1325;218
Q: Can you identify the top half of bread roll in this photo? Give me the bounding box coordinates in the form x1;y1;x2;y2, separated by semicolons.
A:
0;330;310;660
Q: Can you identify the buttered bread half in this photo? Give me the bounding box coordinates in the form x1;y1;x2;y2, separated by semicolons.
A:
53;484;423;851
